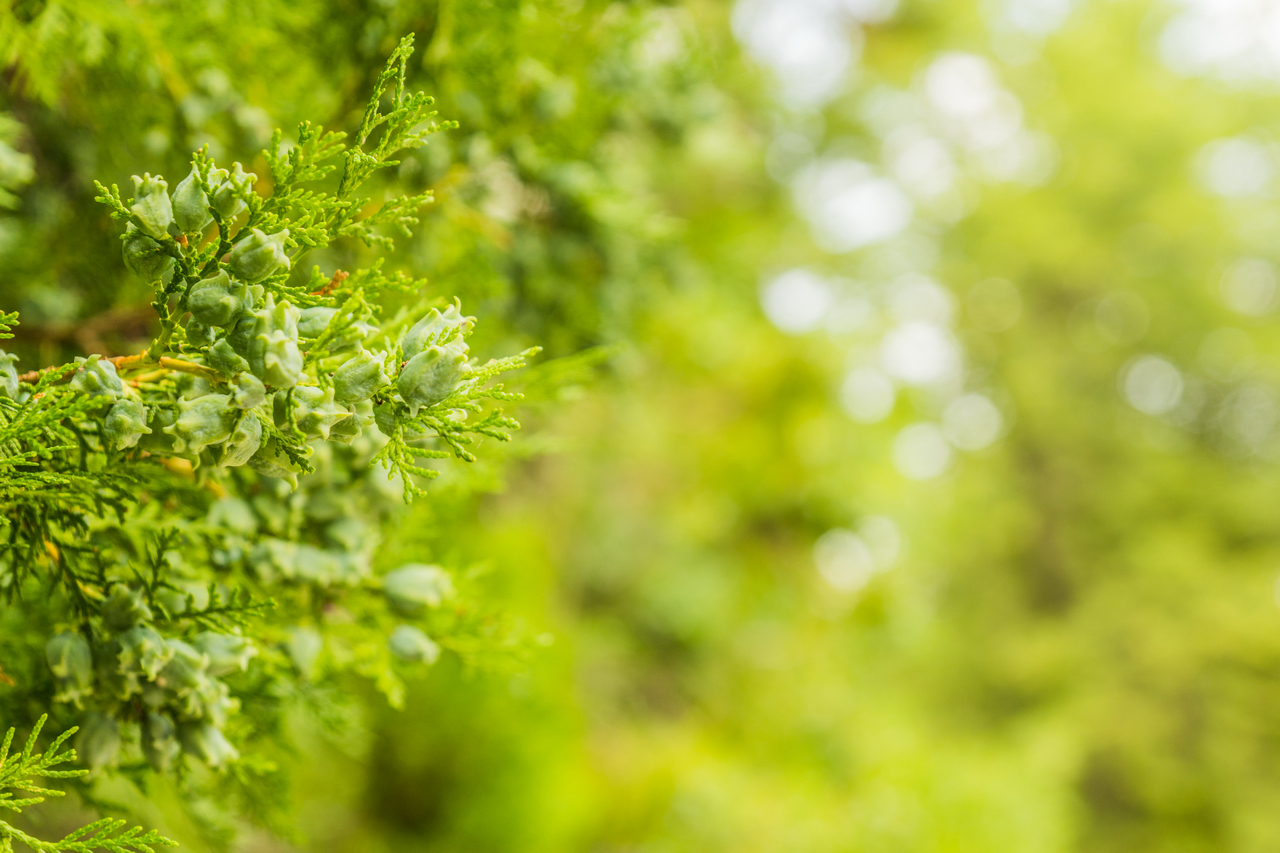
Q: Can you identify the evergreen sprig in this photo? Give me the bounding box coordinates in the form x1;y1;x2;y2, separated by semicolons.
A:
0;716;176;853
0;34;539;839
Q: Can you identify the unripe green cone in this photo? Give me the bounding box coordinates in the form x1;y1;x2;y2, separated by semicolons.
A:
193;674;237;722
334;349;389;405
142;713;180;772
388;625;440;664
229;227;290;282
292;385;347;439
176;373;216;401
185;320;217;348
70;355;124;399
225;313;256;357
206;338;250;377
122;226;174;280
216;411;262;467
188;270;252;327
178;722;239;768
383;564;454;613
372;401;401;436
45;627;93;686
117;625;174;679
329;319;378;354
193;632;258;677
102;585;153;630
210;162;254;219
401;303;475;360
104;399;151;450
246;295;303;388
94;646;138;702
260;336;304;389
136;406;177;454
172;166;212;233
230;373;266;409
329;404;369;445
247;436;309;488
77;712;121;772
158;639;210;695
285;627;323;679
164;393;238;455
297;306;337;339
129;173;173;238
204;167;230;215
263;537;352;580
396;340;471;416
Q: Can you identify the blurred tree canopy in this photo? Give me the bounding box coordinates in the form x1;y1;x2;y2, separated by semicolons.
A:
6;0;1280;851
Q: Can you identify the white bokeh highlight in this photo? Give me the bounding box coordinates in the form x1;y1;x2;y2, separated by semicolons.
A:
893;422;954;479
1162;0;1280;82
814;512;900;592
733;0;857;107
884;128;958;199
880;322;963;386
814;528;876;591
1196;137;1274;198
1221;258;1278;315
887;274;955;325
792;159;914;252
761;268;833;333
841;366;897;423
1221;382;1279;450
999;0;1076;35
858;515;901;568
943;393;1005;450
1122;355;1185;416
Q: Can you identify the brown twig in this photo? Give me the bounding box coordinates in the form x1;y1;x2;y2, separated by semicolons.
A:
18;350;221;384
108;353;150;370
127;369;168;385
15;365;59;383
153;356;221;381
312;269;349;297
109;352;221;382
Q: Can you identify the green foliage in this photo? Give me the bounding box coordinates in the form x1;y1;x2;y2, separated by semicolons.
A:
0;116;32;210
0;31;539;842
13;1;1280;853
0;716;174;852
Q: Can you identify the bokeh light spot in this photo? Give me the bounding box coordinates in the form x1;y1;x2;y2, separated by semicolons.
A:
761;268;832;334
1122;355;1184;416
1220;257;1277;316
814;528;875;592
792;159;914;252
881;322;962;385
943;393;1004;450
1196;137;1274;198
859;515;902;568
841;366;897;423
893;422;954;479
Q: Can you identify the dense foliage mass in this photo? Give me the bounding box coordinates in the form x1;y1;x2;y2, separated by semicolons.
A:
6;1;1280;852
1;30;537;845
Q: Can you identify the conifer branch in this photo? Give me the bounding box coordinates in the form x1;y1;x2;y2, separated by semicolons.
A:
0;717;177;853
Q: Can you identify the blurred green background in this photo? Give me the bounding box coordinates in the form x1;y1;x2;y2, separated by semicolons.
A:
8;0;1280;850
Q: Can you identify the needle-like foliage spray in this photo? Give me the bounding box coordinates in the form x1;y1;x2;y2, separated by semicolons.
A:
0;36;538;843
